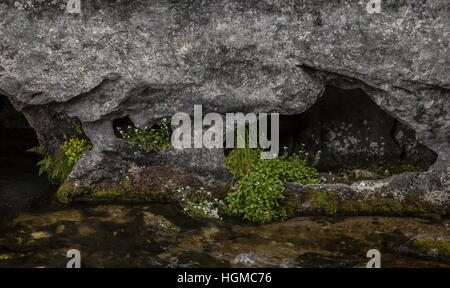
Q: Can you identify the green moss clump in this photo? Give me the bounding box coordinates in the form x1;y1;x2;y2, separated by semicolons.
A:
56;180;76;203
92;188;124;200
297;189;448;216
86;175;178;203
305;190;338;214
411;239;450;258
91;176;136;200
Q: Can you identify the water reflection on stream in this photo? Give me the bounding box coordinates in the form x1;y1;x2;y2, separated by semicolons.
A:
1;201;449;268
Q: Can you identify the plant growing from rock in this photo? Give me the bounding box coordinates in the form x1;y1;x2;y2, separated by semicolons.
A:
225;147;262;178
225;126;264;178
62;138;92;165
117;118;171;152
178;187;224;220
29;137;92;184
28;146;73;185
226;154;321;223
182;199;222;220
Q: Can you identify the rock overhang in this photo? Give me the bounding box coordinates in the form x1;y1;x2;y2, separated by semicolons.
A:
0;0;448;207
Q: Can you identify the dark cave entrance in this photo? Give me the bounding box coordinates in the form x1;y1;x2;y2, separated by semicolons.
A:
279;86;437;181
0;95;52;214
112;115;135;138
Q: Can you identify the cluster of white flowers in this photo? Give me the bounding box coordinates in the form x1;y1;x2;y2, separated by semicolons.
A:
116;125;135;139
160;117;170;129
312;150;322;167
177;186;190;194
178;186;223;220
295;143;322;167
183;200;221;220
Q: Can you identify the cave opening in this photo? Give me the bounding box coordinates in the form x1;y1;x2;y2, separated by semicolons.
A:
112;115;135;138
0;95;52;214
279;86;437;182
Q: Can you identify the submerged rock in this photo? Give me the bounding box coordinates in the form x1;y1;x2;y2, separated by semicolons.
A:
231;252;274;267
399;234;450;263
142;210;181;243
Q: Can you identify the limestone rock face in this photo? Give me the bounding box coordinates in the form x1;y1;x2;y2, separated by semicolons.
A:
0;1;448;201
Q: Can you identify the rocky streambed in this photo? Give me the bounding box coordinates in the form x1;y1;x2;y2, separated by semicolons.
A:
1;202;449;268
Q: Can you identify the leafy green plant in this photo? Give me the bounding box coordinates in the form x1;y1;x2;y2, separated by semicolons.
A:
225;147;262;178
28;146;73;184
225;125;264;178
227;170;286;223
28;137;92;184
255;155;322;184
62;138;93;165
226;154;321;223
117;118;171;152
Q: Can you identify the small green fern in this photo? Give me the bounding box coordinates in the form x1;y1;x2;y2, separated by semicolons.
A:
27;146;45;155
28;146;73;184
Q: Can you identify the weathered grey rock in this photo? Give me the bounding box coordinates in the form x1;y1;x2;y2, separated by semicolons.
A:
0;1;448;202
285;169;450;215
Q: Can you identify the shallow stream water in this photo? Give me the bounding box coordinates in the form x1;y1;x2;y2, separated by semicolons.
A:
1;201;449;268
0;142;449;268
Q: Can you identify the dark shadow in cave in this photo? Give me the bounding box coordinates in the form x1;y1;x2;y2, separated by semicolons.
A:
0;95;53;214
112;115;135;138
279;86;437;180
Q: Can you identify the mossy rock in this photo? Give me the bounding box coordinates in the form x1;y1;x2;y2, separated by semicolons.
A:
56;180;76;204
286;189;449;217
412;239;450;259
399;235;450;263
